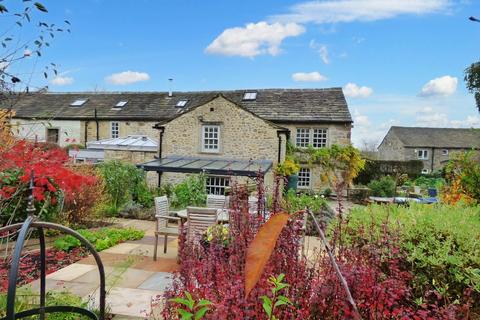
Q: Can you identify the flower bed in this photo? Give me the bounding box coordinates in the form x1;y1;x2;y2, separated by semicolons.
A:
0;247;88;292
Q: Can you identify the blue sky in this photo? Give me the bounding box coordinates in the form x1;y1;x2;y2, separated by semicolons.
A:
3;0;480;146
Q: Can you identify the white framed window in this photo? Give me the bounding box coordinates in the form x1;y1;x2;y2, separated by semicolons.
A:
421;168;430;174
312;129;327;148
417;149;428;160
296;128;328;148
111;122;119;138
296;128;310;147
297;168;311;188
202;125;220;153
206;176;230;195
442;149;449;156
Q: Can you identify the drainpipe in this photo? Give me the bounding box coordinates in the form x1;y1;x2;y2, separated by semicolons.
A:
431;147;435;173
276;129;290;163
84;120;89;146
156;125;165;187
94;108;99;141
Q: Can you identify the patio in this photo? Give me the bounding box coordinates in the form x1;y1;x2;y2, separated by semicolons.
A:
22;219;179;319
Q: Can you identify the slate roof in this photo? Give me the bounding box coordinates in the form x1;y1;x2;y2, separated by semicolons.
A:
5;88;352;123
388;126;480;149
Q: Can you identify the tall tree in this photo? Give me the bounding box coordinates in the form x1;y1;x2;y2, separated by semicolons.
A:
464;61;480;112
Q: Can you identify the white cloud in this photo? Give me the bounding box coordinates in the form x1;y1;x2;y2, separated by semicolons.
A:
272;0;451;24
353;110;371;126
309;40;330;64
205;21;305;58
50;76;74;86
343;83;373;98
292;71;327;82
415;107;480;127
105;71;150;85
419;75;457;97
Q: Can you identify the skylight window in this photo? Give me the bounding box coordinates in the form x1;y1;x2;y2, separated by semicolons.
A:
176;99;188;107
243;92;257;101
70;99;87;107
115;100;128;108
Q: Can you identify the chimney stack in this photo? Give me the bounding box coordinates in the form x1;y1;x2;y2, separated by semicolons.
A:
168;78;173;97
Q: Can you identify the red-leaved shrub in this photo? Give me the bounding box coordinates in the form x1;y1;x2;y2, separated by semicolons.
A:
162;181;473;319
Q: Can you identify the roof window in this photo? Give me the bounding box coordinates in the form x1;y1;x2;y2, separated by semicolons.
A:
243;92;257;101
70;99;87;107
115;100;128;108
176;99;188;107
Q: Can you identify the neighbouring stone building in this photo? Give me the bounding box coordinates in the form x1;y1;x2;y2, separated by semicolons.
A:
7;88;353;193
378;126;480;173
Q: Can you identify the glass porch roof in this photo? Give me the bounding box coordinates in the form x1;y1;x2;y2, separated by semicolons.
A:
137;156;272;177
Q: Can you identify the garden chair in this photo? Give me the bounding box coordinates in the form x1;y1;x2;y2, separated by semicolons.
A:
206;194;228;209
186;207;218;243
154;196;180;260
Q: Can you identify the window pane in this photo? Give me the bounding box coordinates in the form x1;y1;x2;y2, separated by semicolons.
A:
297;168;311;188
312;129;327;148
206;176;230;195
296;128;310;147
202;125;220;152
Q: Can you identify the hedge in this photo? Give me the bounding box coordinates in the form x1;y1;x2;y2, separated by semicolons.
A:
355;159;423;185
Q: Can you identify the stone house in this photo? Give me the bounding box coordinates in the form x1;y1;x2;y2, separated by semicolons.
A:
377;126;480;173
7;88;352;193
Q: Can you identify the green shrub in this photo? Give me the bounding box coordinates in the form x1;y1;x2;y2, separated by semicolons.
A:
282;189;326;213
367;175;396;197
344;203;480;302
54;227;145;252
171;174;207;209
0;288;89;320
98;160;154;214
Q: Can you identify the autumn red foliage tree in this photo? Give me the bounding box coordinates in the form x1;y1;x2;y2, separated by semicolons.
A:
0;140;95;225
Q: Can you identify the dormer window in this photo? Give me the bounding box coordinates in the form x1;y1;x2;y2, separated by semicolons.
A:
176;99;188;107
243;92;257;101
70;99;87;107
115;100;128;108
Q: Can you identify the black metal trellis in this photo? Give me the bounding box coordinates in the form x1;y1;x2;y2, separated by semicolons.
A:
0;175;106;320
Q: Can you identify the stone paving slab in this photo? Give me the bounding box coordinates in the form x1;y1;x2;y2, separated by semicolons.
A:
131;256;179;273
26;278;98;298
79;252;142;267
130;244;178;259
138;272;173;291
103;243;142;255
46;263;97;281
89;287;163;318
74;267;155;289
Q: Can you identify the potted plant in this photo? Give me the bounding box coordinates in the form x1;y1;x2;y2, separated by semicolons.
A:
275;157;301;191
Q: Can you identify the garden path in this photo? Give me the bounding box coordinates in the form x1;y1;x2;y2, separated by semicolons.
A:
25;218;179;319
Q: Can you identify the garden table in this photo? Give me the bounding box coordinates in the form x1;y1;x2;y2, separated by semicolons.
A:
176;208;229;223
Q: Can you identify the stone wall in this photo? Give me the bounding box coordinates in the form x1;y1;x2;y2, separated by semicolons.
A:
160;95;284;192
10;118;83;147
377;131;406;161
278;122;352;192
85;120;158;143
